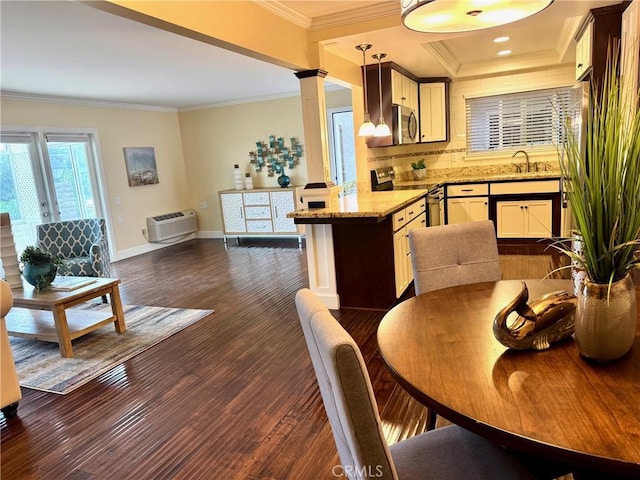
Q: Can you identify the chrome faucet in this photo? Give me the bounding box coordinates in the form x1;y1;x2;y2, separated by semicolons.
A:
513;150;530;173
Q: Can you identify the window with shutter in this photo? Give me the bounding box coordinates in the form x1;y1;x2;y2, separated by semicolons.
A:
466;87;580;153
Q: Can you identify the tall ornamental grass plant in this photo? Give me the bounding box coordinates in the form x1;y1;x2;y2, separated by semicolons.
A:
559;51;640;285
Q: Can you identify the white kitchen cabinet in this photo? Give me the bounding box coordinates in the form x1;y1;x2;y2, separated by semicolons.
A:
445;183;489;225
391;69;418;112
447;198;489;224
392;198;426;298
496;200;553;238
419;81;448;143
219;188;301;244
575;20;593;81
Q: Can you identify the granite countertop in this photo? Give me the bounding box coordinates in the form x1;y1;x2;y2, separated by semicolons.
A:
395;171;561;190
287;189;428;221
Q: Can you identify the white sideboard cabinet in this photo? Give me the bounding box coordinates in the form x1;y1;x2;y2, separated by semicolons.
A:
219;187;302;245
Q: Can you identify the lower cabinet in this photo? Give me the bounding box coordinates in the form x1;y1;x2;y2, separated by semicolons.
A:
447;197;488;224
495;199;553;238
219;188;301;242
445;183;489;225
393;198;427;298
331;195;426;310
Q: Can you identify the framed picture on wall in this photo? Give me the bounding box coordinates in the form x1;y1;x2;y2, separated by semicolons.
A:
123;147;159;187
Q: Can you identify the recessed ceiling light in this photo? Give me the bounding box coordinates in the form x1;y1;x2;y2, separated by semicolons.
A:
498;49;512;56
494;36;510;43
401;0;553;33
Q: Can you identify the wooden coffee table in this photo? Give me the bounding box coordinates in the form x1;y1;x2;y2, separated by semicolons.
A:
6;277;126;358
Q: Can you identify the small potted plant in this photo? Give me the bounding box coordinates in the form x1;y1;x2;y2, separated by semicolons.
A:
19;246;62;292
411;158;426;181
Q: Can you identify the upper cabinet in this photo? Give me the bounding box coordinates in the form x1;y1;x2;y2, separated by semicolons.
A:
419;80;450;143
391;69;418;112
363;61;450;147
575;4;624;84
575;21;593;80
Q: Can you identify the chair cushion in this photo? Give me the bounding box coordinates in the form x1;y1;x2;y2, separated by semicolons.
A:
58;257;94;277
390;425;538;480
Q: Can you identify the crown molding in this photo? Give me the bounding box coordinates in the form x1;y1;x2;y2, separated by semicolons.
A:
556;15;583;63
422;42;460;78
254;0;312;29
255;1;398;31
0;91;177;112
310;2;400;31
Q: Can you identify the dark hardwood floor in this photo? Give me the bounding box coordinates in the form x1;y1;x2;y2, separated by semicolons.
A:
1;238;566;479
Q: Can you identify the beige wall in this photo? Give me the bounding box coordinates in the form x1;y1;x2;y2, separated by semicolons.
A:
179;96;306;233
1;86;352;254
0;98;189;258
179;88;352;233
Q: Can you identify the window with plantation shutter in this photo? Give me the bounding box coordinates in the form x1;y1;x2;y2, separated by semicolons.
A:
466;87;580;153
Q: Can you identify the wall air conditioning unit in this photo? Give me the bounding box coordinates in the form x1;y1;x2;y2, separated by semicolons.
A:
146;210;197;243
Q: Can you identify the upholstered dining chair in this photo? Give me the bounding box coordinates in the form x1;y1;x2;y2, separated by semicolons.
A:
294;288;542;480
36;218;111;278
408;220;501;430
409;220;501;296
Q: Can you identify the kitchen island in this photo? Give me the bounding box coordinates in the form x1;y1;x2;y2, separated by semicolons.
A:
288;189;427;310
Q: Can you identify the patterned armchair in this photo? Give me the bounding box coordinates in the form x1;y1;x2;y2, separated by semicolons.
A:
36;218;111;278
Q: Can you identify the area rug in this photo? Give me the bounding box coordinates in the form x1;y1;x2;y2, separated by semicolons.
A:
8;304;214;395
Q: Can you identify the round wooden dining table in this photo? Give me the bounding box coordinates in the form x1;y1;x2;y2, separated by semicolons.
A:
377;279;640;477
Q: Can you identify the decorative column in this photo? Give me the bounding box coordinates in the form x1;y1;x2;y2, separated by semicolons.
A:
0;213;23;289
294;69;340;309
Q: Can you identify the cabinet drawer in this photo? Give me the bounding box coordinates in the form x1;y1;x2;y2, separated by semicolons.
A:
245;206;271;220
392;208;407;231
246;220;273;232
490;180;559;195
405;198;426;222
447;183;488;197
243;192;270;205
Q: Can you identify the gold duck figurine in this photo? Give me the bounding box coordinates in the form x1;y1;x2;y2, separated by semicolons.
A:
493;281;578;350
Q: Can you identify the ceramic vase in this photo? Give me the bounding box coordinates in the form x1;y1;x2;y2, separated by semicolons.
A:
22;262;57;292
574;273;637;362
277;172;290;188
413;169;426;181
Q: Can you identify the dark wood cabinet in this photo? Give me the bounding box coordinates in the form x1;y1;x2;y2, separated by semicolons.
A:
576;3;625;89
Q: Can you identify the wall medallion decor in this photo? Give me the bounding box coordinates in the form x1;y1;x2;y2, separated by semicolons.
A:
123;147;159;187
248;136;303;177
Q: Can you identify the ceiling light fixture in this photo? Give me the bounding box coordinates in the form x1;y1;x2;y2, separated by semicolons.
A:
355;44;375;137
401;0;554;33
497;49;512;56
372;53;391;137
494;36;510;43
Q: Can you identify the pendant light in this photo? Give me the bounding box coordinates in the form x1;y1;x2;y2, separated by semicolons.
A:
372;53;391;137
355;44;375;137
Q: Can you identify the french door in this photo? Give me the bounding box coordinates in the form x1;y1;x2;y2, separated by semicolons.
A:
0;129;103;255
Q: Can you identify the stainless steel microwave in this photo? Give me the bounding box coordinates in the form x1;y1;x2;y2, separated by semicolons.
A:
392;104;418;144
